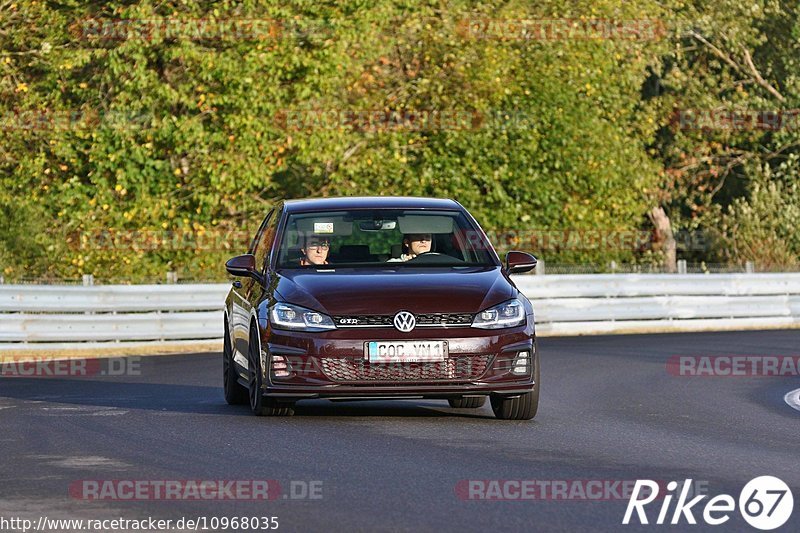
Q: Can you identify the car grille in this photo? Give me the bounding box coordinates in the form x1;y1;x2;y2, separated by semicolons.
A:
333;315;393;326
320;355;492;382
332;313;474;328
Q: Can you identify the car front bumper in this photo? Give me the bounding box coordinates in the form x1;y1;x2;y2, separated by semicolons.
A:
258;322;537;399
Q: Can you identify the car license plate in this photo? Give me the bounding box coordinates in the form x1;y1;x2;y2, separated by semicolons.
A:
365;341;448;363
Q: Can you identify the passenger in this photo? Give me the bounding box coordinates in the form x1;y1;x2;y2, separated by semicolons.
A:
387;233;432;262
300;235;330;266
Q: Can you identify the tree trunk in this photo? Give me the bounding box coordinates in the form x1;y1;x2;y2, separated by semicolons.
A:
649;206;677;273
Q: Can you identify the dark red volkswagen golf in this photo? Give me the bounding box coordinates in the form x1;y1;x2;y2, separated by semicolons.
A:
223;197;539;419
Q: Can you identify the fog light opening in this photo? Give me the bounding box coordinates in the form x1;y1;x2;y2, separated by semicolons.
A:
272;355;291;378
512;350;530;375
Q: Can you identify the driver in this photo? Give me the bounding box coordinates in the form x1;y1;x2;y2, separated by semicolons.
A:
388;233;432;262
300;235;330;266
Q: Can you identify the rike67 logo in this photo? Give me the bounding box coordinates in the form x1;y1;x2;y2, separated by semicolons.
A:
623;476;794;530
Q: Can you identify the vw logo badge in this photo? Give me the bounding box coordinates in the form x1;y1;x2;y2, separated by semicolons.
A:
393;311;416;332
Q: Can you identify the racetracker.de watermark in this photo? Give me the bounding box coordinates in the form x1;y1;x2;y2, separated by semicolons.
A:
673;109;800;131
456;18;666;41
455;479;708;501
666;355;800;377
485;229;655;253
272;108;538;132
0;109;151;132
66;229;251;253
68;479;323;501
0;357;141;378
72;18;284;41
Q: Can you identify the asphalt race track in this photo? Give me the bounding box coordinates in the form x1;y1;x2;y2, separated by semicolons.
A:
1;330;799;532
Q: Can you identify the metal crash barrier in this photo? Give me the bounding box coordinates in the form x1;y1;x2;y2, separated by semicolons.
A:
2;273;799;349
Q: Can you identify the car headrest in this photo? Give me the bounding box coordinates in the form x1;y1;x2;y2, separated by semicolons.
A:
285;247;304;263
337;245;371;260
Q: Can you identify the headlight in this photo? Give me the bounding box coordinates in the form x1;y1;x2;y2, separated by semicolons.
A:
471;298;526;329
269;302;336;331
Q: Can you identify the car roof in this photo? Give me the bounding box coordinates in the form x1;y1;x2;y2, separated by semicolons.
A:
283;196;461;213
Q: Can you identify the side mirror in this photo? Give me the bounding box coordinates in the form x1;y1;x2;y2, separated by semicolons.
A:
225;254;263;284
505;251;537;274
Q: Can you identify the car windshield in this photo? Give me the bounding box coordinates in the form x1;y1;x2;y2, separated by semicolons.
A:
276;209;497;268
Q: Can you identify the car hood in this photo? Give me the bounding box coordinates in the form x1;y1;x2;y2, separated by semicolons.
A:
273;266;515;315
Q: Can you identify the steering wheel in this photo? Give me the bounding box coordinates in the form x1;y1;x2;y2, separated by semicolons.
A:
406;252;463;264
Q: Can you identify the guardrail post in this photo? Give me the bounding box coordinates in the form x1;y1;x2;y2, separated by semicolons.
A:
745;261;755;273
0;275;4;284
536;258;545;275
166;271;178;284
82;274;94;286
677;260;687;274
610;260;617;274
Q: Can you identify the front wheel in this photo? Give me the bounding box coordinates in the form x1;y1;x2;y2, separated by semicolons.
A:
490;391;538;420
247;326;295;416
223;319;248;405
491;350;540;420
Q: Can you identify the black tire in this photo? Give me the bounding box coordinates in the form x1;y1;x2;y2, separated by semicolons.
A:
491;351;540;420
490;392;537;420
448;397;486;408
247;326;295;416
223;319;248;405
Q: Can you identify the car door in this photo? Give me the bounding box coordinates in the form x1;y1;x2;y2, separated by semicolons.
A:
231;208;275;363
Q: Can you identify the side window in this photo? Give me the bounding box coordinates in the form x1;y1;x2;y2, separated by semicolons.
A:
254;208;282;274
249;209;274;272
256;213;281;272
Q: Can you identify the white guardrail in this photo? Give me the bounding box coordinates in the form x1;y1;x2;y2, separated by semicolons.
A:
1;273;800;349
